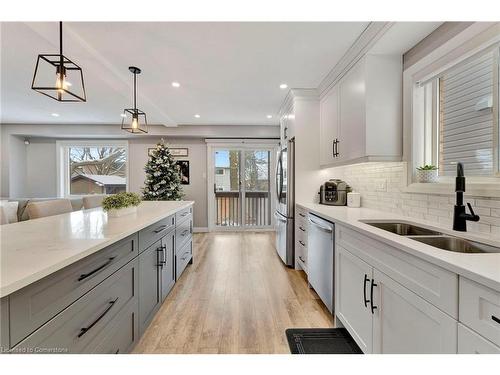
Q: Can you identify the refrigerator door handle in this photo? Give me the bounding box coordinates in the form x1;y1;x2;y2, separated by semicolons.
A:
274;212;287;222
275;151;282;201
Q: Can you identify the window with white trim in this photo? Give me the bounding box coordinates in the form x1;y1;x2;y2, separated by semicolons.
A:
57;141;129;197
418;45;499;177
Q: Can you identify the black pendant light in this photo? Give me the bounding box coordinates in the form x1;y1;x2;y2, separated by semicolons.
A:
31;22;86;102
122;66;148;134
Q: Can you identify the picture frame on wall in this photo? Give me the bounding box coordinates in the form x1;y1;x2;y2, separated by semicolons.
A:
177;160;190;185
147;147;189;157
170;147;189;157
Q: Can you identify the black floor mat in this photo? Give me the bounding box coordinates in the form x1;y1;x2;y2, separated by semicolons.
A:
286;328;363;354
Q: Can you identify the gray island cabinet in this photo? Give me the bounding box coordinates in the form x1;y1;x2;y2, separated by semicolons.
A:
0;201;193;354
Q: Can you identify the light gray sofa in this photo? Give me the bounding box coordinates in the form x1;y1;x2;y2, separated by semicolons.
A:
10;198;86;222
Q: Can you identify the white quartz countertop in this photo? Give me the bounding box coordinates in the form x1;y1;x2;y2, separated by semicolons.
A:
297;202;500;292
0;200;194;297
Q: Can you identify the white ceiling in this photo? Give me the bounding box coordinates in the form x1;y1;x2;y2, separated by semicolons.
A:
1;22;371;126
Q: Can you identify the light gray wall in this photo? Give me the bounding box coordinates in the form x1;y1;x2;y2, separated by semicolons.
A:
1;123;279;199
25;138;57;198
1;123;279;227
7;135;28;198
129;138;208;228
12;137;208;227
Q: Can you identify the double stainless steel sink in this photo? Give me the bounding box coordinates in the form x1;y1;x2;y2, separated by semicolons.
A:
363;222;500;254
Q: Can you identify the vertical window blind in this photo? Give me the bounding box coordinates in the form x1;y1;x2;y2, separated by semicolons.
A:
438;50;496;176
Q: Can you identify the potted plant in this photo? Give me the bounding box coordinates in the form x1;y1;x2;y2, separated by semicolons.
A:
102;192;141;217
416;165;438;183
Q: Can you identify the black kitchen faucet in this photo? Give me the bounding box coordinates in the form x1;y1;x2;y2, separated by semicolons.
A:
453;162;480;231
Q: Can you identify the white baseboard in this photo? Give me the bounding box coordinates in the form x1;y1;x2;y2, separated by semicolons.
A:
193;227;209;233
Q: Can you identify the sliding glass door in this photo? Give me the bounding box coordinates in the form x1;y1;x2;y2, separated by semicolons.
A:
214;149;242;227
243;150;271;227
212;147;273;230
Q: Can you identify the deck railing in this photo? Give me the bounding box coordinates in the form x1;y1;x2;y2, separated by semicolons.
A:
215;191;271;227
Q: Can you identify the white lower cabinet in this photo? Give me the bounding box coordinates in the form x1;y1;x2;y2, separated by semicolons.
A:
372;269;457;353
336;245;457;353
458;323;500;354
459;277;500;347
336;245;373;353
333;223;500;354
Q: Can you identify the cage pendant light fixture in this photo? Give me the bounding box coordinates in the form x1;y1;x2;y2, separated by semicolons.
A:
31;22;87;102
122;66;148;134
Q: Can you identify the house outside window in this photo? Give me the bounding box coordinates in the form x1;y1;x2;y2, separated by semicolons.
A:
57;141;128;197
418;46;499;178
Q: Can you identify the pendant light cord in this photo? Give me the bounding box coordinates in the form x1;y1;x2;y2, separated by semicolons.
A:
133;71;137;111
59;21;63;56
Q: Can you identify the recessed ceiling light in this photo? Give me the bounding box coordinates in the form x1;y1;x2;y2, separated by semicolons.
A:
266;115;273;119
171;82;180;88
194;114;201;118
279;83;288;89
51;113;59;117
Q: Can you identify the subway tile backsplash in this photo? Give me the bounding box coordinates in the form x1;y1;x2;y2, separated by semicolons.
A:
322;161;500;237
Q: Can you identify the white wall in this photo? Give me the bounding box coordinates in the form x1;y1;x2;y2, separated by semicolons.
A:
318;161;500;236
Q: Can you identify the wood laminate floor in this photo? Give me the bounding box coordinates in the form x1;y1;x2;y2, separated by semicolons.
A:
133;232;333;354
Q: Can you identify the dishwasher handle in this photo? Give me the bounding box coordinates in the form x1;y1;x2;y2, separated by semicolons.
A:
308;217;333;233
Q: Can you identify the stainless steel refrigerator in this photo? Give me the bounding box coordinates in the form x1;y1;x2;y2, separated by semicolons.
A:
274;137;295;267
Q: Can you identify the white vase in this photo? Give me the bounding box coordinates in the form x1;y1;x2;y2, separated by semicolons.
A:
416;169;438;183
107;206;137;218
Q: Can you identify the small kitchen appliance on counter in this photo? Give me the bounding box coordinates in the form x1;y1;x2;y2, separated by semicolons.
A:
319;179;350;206
347;192;361;208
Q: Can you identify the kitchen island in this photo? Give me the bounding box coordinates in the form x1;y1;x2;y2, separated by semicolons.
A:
0;200;194;353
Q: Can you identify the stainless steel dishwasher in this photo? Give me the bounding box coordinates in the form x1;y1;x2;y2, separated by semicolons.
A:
307;213;334;313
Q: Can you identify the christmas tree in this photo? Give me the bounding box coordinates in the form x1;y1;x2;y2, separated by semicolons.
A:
142;141;184;201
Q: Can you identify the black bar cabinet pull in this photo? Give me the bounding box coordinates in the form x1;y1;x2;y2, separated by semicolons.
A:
162;244;167;265
492;315;500;325
78;298;118;338
332;139;336;158
370;279;378;314
153;225;168;234
78;257;115;281
299;226;305;232
299;240;305;246
157;246;165;267
336;139;339;157
363;274;370;308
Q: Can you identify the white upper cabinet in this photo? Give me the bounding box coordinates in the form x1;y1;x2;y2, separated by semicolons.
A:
319;54;402;167
338;60;366;163
319;85;339;165
279;104;294;144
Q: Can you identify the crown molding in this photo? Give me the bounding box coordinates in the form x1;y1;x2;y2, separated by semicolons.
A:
278;88;319;117
317;22;394;98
